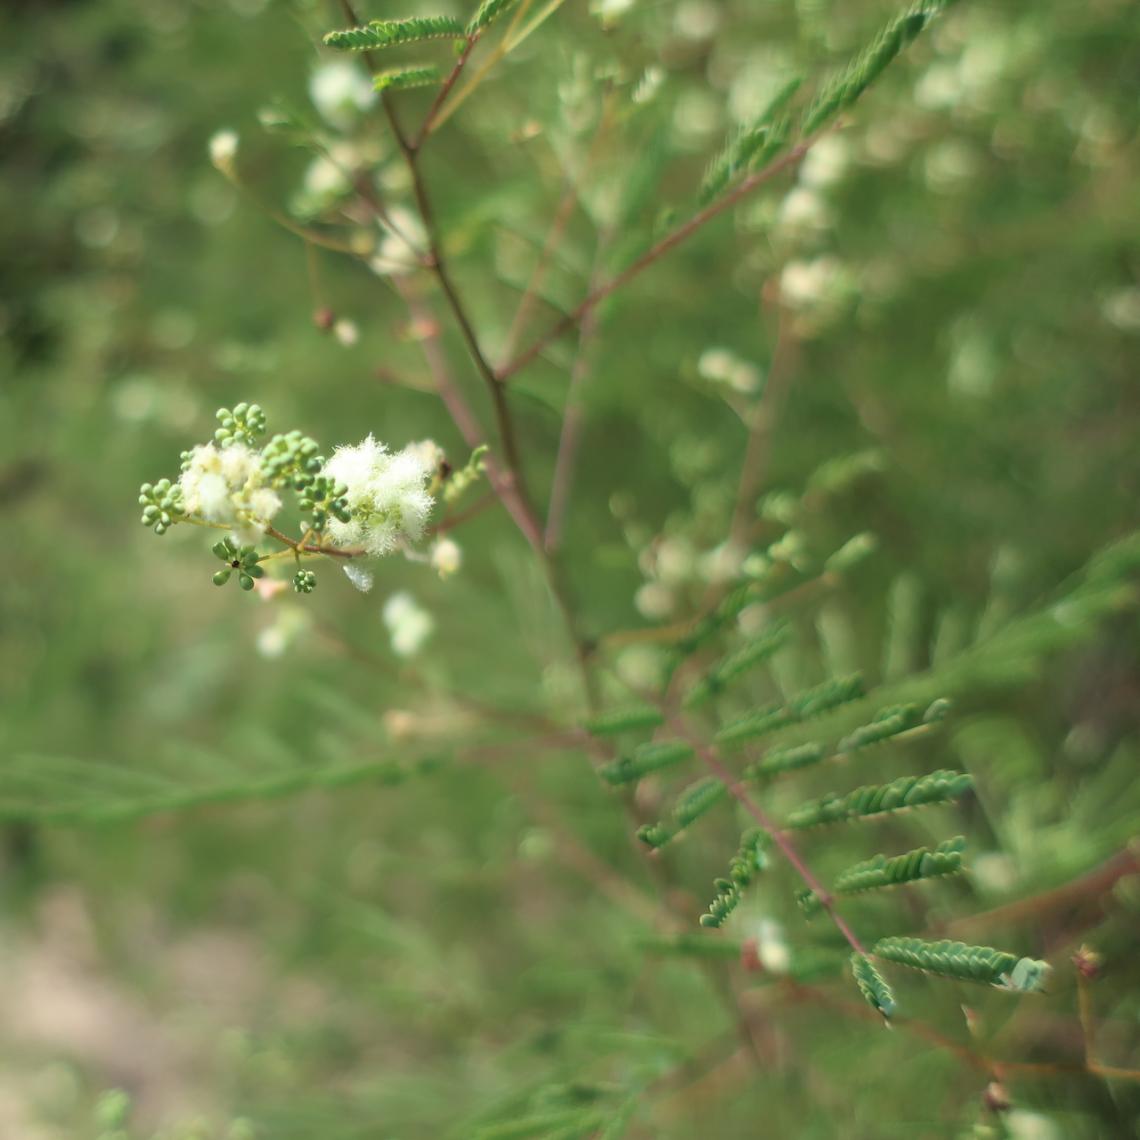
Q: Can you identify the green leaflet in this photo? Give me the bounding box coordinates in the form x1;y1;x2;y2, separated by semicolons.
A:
373;65;442;91
785;769;972;829
583;705;665;737
636;777;726;848
872;936;1050;993
799;837;965;915
834;836;966;894
598;740;694;786
801;1;956;135
746;741;827;780
851;953;896;1019
699;829;768;928
682;621;791;708
467;0;521;34
698;77;800;205
715;674;865;748
324;16;466;51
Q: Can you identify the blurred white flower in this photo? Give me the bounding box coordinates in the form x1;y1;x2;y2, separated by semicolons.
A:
430;537;462;579
369;206;426;277
209;129;239;170
256;606;311;659
333;318;359;347
309;60;375;128
697;347;762;394
383;591;434;657
321;435;434;557
635;581;675;620
799;135;851;188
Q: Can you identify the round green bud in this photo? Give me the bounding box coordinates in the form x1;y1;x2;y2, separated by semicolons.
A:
213;569;231;586
239;573;255;591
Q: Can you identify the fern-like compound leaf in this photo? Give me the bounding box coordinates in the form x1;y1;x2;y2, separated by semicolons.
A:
698;77;800;205
373;65;442;91
467;0;521;34
324;16;466;52
683;621;791;708
872;936;1050;993
786;769;972;829
851;953;896;1019
801;1;955;135
598;740;694;786
583;705;664;737
700;829;768;928
716;674;865;748
799;837;966;914
636;777;726;849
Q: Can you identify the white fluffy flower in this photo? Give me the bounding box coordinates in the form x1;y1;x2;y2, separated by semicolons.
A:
321;435;434;557
382;591;434;657
179;442;281;528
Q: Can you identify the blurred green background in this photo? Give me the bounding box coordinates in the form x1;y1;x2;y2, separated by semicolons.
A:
1;0;1138;1136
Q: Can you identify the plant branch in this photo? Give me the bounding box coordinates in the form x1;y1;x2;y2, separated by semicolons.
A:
496;136;821;382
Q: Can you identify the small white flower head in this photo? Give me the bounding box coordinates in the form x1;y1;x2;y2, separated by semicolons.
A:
321;435;434;558
333;318;359;347
697;347;762;394
209;130;239;171
753;918;791;975
430;537;462;579
309;60;376;128
404;438;444;473
368;206;426;278
382;591;434;657
179;442;281;529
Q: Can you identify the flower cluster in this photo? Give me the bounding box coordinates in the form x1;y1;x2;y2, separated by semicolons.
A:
321;435;435;557
138;403;456;600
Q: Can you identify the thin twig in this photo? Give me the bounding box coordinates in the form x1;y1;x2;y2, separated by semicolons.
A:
411;34;480;150
729;290;798;548
496;136;822;382
544;227;611;552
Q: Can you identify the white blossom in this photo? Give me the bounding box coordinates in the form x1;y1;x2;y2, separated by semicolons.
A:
179;442;281;529
309;60;375;128
321;435;434;558
382;591;434;657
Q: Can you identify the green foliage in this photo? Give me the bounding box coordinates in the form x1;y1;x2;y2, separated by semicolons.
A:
799;837;966;915
6;0;1140;1133
872;937;1051;993
373;66;442;92
745;741;828;780
682;620;791;708
466;0;522;35
697;78;800;205
583;706;665;737
801;1;957;134
324;16;466;52
700;829;767;928
636;777;727;849
850;953;896;1020
597;740;694;786
786;770;973;829
715;674;866;747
